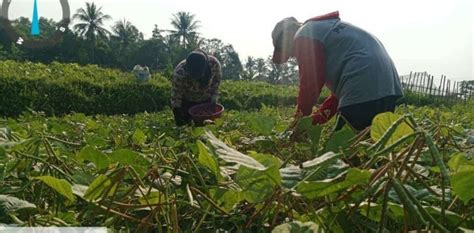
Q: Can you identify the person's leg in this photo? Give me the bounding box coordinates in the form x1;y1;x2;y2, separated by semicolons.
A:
180;100;197;125
173;107;190;126
338;104;367;131
381;96;398;112
173;100;195;126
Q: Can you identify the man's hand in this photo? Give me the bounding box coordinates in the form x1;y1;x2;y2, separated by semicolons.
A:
289;111;303;129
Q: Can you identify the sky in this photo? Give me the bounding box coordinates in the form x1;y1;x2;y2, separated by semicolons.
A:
3;0;474;81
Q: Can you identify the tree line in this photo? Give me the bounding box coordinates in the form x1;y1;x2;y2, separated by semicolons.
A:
0;2;298;84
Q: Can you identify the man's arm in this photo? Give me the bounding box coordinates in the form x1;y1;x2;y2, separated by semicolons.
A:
294;37;326;116
171;63;186;108
209;58;222;103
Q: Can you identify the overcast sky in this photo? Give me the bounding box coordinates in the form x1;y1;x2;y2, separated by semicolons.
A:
4;0;474;81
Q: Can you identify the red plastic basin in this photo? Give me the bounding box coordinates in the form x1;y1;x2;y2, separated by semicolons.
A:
188;103;225;123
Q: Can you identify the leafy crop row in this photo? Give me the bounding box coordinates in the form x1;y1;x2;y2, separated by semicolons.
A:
0;104;473;232
0;60;301;116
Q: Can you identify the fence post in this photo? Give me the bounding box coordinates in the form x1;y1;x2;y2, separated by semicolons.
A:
437;75;443;104
419;72;425;96
442;75;447;105
412;72;418;92
428;75;434;97
407;71;412;90
447;80;451;105
453;81;458;105
422;72;427;98
420;72;426;102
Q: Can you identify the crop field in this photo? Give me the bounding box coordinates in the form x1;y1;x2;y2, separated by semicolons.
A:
1;0;473;231
1;63;473;232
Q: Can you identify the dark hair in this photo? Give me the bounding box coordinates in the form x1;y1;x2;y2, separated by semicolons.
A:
185;50;212;87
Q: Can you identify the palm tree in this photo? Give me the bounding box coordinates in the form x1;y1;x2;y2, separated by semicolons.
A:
152;24;165;40
112;19;143;48
170;11;200;49
72;2;111;42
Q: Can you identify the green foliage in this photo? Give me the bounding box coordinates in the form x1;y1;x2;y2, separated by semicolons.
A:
297;168;370;199
235;152;281;203
35;176;76;202
0;91;472;231
0;195;37;222
109;148;149;175
78;146;110;170
83;175;117;201
370;112;414;149
324;125;356;153
272;221;320;233
197;140;220;179
132;129;147;145
450;165;474;203
0;60;302;116
249;115;276;136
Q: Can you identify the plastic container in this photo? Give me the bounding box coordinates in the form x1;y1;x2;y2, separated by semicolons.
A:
188;103;224;124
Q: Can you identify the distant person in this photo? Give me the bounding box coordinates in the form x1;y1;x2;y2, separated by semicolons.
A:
133;64;151;82
171;50;222;126
272;11;403;131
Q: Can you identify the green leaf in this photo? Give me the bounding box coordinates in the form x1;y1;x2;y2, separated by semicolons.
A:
35;176;75;202
191;127;205;137
78;146;110;170
85;119;100;130
308;125;322;150
84;175;117;201
250;115;276;136
85;135;109;147
139;191;166;205
359;202;404;222
295;117;323;151
280;165;303;189
295;117;313;132
250;152;282;185
301;152;342;169
296;168;370;199
0;147;5;160
110;149;145;166
304;159;349;182
450;165;474;203
56;211;80;225
371;112;414;148
197;140;220;179
0;195;37;218
109;149;150;176
448;152;474;173
71;184;88;198
69;113;87;122
204;130;265;171
210;188;243;212
324;126;355;153
236;153;281;203
424;206;463;226
132;129;147;145
272;221;320;233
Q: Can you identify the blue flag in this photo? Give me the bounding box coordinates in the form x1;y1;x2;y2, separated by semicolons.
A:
31;0;40;36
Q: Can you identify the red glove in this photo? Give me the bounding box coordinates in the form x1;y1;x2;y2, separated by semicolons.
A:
312;94;338;125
